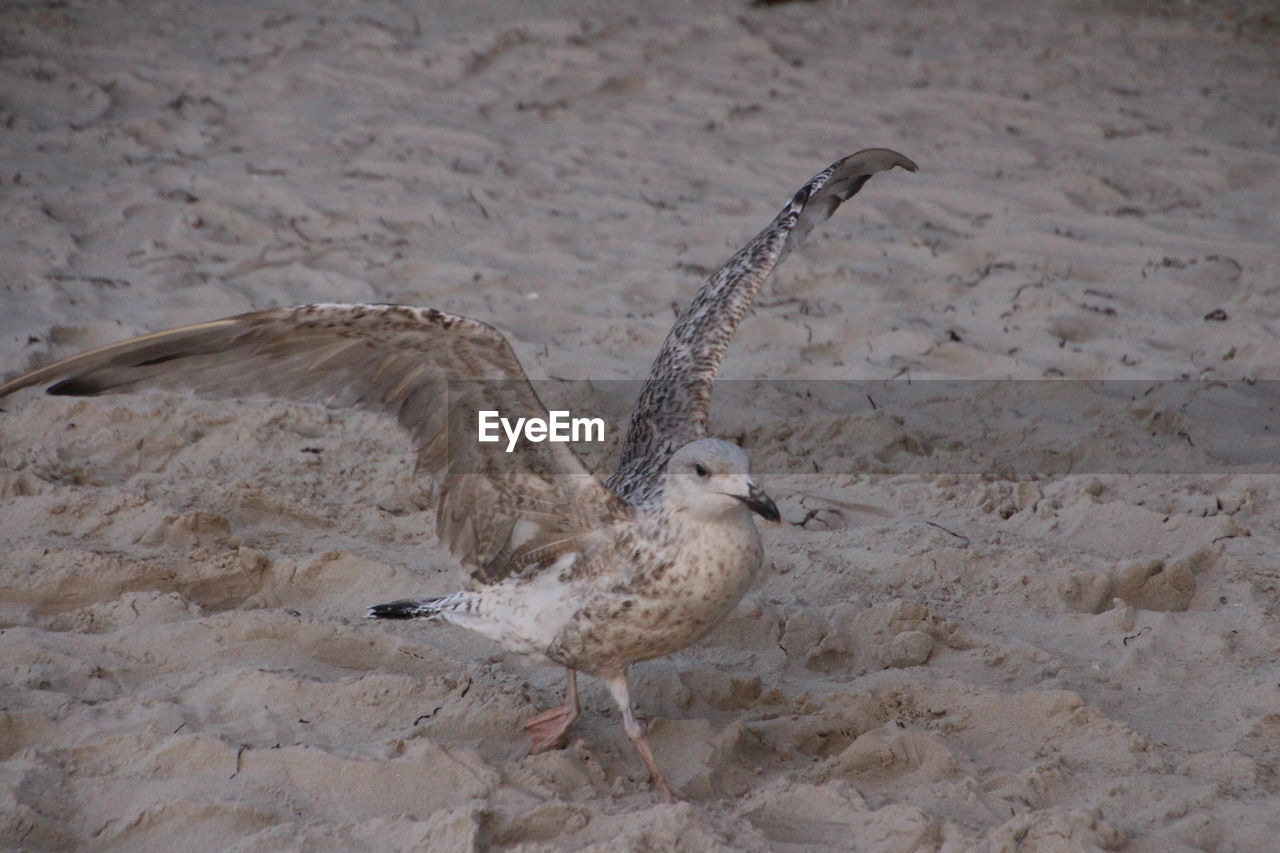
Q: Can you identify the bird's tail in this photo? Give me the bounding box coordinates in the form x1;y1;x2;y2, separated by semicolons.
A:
366;591;468;620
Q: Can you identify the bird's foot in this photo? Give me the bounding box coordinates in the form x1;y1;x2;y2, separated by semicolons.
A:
525;704;578;754
628;717;679;803
651;773;679;804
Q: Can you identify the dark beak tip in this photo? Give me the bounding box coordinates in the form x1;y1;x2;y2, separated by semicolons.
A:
760;502;782;523
738;487;781;523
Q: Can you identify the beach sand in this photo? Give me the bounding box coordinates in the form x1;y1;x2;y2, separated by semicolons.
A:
1;0;1278;849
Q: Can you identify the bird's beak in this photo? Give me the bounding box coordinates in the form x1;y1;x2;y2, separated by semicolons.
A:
734;483;781;522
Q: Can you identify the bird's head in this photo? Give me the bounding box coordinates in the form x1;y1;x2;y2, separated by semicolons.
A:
663;438;780;523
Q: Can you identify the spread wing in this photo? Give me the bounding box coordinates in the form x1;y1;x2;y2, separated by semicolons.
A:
0;303;629;587
607;149;917;502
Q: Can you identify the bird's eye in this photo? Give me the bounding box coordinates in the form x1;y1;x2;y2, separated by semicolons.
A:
694;463;708;478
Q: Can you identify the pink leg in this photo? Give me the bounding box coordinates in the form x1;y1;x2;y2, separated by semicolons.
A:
605;670;678;803
525;668;580;754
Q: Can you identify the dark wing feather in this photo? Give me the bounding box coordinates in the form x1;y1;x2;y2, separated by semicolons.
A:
607;149;917;502
0;303;628;586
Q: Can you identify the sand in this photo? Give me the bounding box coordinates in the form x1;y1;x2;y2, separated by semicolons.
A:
2;0;1279;849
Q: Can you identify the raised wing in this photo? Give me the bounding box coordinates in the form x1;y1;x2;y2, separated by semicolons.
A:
607;149;917;502
0;303;629;586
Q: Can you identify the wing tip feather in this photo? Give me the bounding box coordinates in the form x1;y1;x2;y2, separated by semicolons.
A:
845;147;918;176
46;377;100;396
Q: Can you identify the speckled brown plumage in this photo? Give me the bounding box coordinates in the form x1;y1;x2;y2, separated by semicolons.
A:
609;148;916;504
0;150;914;801
0;303;630;590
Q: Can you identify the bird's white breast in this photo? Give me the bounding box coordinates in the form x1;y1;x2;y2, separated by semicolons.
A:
545;510;764;673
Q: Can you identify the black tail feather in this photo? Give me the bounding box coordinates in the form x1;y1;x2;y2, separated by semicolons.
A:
366;598;433;620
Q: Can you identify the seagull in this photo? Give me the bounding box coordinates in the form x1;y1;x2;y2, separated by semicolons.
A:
0;149;915;800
